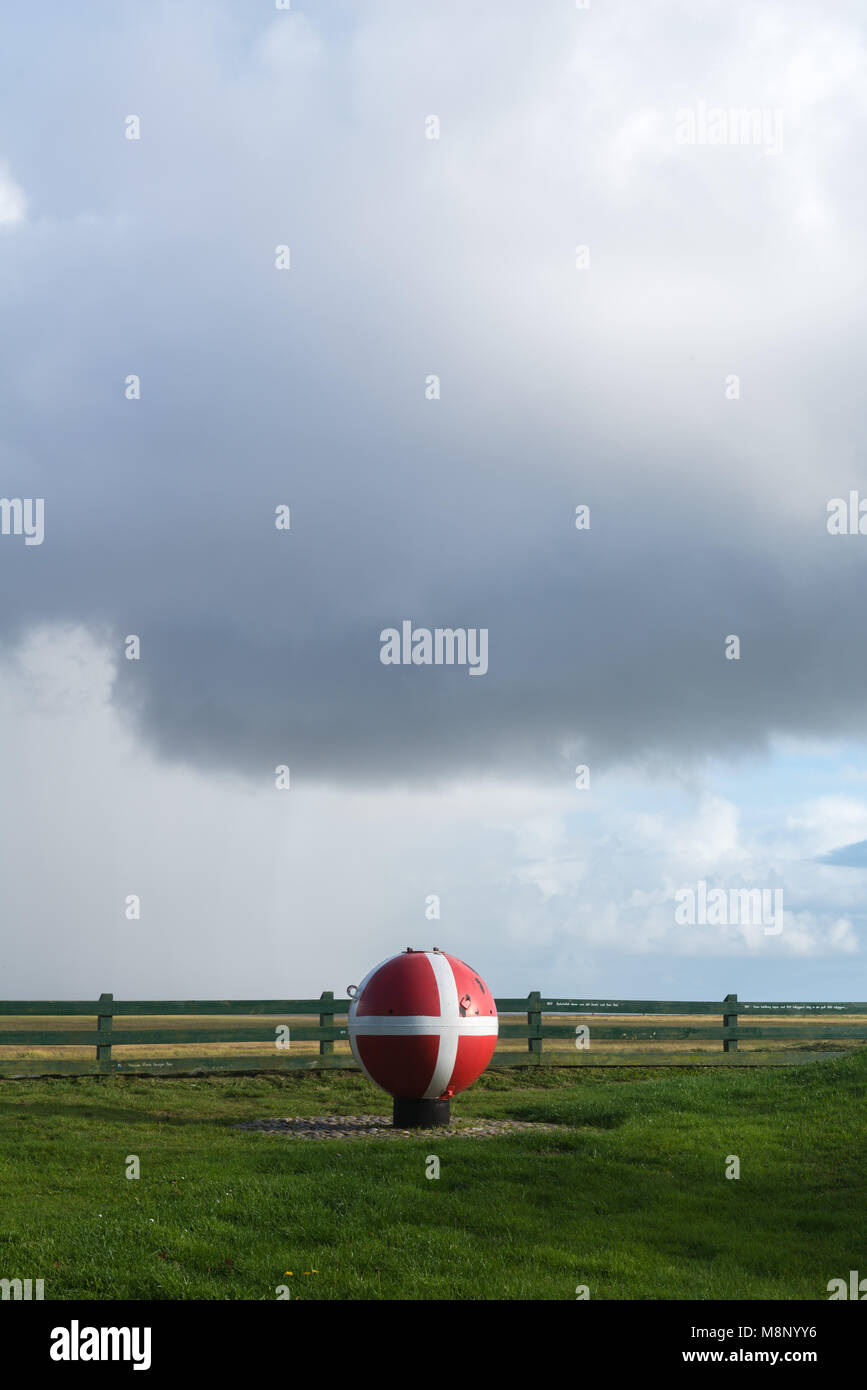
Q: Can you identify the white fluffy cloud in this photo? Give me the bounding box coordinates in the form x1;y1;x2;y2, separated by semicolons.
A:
0;162;26;226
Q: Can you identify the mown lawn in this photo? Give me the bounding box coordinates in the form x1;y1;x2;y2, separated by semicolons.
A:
0;1054;863;1300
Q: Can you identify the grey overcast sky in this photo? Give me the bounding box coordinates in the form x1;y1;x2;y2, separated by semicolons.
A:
2;0;867;1003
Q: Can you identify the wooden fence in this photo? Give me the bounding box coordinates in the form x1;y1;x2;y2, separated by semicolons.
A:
0;993;864;1078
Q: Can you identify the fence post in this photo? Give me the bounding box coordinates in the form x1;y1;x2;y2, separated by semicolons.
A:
527;991;542;1063
97;993;113;1075
723;993;738;1053
319;990;335;1058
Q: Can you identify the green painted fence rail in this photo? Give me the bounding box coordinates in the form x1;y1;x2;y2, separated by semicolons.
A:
0;993;864;1078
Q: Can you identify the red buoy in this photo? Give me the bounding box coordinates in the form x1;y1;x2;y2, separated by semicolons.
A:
347;948;498;1126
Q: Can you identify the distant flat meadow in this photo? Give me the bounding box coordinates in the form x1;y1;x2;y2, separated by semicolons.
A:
1;1010;862;1067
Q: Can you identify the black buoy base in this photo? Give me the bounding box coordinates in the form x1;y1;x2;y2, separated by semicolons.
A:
393;1097;450;1128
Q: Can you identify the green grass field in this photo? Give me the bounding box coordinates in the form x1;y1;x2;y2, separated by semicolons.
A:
0;1053;864;1301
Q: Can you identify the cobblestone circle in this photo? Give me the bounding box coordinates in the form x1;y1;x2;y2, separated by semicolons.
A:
236;1114;561;1139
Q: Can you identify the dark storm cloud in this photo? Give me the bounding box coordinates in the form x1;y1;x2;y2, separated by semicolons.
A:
3;0;867;785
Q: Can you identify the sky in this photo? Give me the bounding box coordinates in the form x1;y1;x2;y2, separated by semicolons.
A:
2;0;867;1004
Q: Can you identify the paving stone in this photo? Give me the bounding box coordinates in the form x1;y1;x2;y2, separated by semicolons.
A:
235;1114;561;1139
